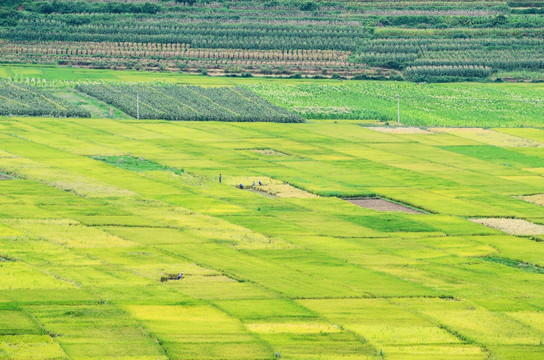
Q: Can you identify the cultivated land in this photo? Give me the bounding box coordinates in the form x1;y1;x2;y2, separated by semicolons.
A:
0;117;543;360
1;0;544;359
1;65;544;127
2;0;544;81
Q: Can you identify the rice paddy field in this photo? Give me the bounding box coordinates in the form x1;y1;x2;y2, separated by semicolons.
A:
0;116;543;360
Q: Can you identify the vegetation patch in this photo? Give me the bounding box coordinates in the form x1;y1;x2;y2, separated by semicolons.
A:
0;171;17;180
342;214;437;232
432;128;544;148
160;273;184;282
0;254;15;262
246;322;341;334
249;82;544;127
443;145;544;168
76;83;304;122
90;155;183;174
481;257;544;274
0;81;90;117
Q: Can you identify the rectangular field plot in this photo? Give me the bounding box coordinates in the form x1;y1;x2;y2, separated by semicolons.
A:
432;128;544;148
75;83;303;123
0;262;75;290
443;145;544;169
0;82;90;118
300;298;463;346
0;310;40;335
216;299;316;320
470;218;544;236
125;305;272;360
393;298;543;346
249;83;544;127
0;335;67;360
520;194;544;206
380;345;486;360
4;219;138;248
246;321;341;335
27;304;167;360
340;213;438;233
255;332;377;360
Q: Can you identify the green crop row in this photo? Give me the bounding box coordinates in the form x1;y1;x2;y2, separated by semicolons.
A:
2;1;544;79
74;82;304;122
0;81;90;117
248;81;544;127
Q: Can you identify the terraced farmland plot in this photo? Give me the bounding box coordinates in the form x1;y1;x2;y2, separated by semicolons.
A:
0;117;543;360
1;67;543;127
2;0;544;81
75;83;303;122
249;82;544;127
0;82;90;118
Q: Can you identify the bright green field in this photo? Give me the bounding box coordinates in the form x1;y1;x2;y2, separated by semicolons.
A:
0;117;543;360
0;64;328;85
1;64;544;127
249;82;544;127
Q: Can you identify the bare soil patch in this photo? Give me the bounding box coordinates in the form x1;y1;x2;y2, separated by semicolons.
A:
251;149;290;156
347;198;424;214
228;176;316;198
256;183;316;198
370;127;431;134
520;194;544;206
247;188;277;199
431;128;543;147
431;128;490;134
470;218;544;236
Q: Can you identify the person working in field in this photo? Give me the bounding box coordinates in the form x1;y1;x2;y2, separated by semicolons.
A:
219;174;222;183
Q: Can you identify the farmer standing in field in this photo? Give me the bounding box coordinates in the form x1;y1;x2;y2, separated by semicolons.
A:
219;173;222;183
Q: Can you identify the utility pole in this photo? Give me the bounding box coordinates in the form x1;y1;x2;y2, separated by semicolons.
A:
397;94;400;125
136;92;140;120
